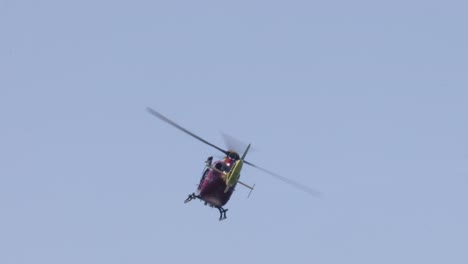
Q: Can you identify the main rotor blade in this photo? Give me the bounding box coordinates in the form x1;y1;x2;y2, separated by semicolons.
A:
147;107;228;155
244;161;321;197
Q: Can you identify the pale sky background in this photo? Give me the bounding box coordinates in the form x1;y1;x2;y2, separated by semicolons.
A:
1;1;467;263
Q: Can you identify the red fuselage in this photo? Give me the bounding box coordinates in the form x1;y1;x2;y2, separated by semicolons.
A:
196;160;237;207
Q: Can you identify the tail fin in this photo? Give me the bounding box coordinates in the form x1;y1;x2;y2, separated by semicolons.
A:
247;183;255;198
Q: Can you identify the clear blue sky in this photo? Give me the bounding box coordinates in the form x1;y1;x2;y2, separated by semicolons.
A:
1;1;467;263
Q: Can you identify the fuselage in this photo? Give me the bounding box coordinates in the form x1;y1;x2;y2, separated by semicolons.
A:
197;159;238;207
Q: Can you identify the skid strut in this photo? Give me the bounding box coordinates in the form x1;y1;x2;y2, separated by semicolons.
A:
217;207;228;221
184;193;198;203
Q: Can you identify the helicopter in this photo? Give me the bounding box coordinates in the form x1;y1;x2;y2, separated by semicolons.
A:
147;107;320;220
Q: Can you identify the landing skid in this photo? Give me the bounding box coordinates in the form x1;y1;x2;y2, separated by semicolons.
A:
184;193;229;221
216;206;228;221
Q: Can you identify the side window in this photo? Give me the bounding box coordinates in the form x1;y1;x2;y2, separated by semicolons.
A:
222;163;232;172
